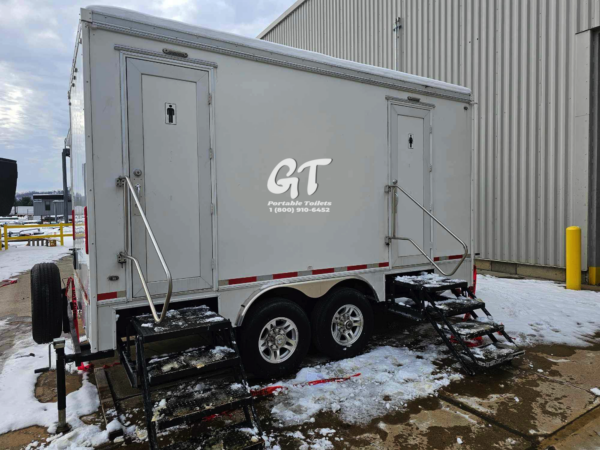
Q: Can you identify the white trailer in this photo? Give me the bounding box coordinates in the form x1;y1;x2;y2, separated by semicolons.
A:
63;5;476;371
27;7;530;446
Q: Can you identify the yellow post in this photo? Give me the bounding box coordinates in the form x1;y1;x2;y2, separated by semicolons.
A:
566;226;581;290
60;224;64;247
3;225;7;251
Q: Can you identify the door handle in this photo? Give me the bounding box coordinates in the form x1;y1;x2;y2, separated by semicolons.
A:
135;184;141;197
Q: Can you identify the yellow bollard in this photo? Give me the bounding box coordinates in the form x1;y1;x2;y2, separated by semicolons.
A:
566;226;581;290
3;225;7;251
60;224;64;247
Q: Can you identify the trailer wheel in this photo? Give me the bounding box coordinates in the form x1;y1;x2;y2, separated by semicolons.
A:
31;263;63;344
239;298;310;378
311;287;373;360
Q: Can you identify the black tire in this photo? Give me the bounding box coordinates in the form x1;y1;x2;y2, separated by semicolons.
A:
311;287;373;360
31;263;63;344
239;298;311;379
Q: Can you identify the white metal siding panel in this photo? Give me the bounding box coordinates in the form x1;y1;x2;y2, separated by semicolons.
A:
261;0;600;268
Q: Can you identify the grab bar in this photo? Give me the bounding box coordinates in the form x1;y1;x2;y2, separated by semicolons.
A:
385;181;468;277
117;176;173;323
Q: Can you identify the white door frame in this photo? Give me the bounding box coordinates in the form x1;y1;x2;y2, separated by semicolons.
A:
118;50;219;301
387;97;435;268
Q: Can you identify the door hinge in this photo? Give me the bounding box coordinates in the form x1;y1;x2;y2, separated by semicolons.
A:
211;203;215;214
208;93;212;105
429;165;433;173
209;148;214;159
212;258;216;269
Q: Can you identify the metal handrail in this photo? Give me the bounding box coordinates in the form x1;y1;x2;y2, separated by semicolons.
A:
385;181;468;276
117;176;173;323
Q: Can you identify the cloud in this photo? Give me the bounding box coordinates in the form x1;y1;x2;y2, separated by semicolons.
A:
0;0;293;191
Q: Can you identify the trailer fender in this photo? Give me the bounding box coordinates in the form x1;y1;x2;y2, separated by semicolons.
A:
235;276;379;327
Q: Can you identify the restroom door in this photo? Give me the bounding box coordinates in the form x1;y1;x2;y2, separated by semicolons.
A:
125;58;213;297
390;104;432;267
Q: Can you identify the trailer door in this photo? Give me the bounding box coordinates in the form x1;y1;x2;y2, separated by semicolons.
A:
125;58;213;297
390;103;432;267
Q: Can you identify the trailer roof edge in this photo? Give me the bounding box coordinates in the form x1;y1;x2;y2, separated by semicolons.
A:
83;6;471;102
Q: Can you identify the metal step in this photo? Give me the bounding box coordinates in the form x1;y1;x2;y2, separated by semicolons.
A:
427;297;485;317
162;426;264;450
133;306;231;343
394;274;468;293
152;377;252;431
461;343;525;368
388;298;425;321
445;320;504;340
147;346;239;386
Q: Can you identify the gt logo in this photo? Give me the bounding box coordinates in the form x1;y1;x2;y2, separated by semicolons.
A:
267;158;332;199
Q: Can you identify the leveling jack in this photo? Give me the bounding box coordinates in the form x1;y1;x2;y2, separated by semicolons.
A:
34;336;115;436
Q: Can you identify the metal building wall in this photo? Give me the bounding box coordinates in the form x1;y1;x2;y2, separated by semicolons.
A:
261;0;600;268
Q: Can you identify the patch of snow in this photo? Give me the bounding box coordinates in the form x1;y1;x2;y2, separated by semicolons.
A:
106;418;123;433
265;345;460;426
590;388;600;396
477;275;600;346
457;437;463;444
318;428;335;436
42;424;109;449
0;237;73;281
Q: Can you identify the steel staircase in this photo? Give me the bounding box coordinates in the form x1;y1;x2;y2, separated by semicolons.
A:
118;305;264;450
387;274;524;375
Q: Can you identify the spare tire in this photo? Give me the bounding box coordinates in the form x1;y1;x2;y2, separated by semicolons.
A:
31;263;63;344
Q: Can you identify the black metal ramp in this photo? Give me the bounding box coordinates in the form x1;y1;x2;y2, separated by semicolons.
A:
389;273;524;375
119;306;263;450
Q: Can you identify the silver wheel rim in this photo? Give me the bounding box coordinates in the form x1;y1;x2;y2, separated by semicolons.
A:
331;304;364;346
258;317;299;364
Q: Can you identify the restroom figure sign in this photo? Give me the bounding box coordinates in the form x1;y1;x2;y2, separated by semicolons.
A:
165;103;177;125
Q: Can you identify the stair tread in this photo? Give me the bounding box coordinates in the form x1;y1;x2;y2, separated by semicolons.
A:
152;377;251;428
395;273;468;293
462;343;524;367
427;297;485;316
147;345;238;384
133;306;229;340
162;426;264;450
446;319;504;339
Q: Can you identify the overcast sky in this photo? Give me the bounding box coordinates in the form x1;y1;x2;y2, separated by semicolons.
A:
0;0;293;192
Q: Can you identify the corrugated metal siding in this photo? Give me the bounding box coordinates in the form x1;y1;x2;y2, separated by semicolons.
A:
262;0;600;268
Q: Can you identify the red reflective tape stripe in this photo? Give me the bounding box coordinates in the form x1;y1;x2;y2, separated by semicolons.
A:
84;206;89;255
434;257;441;262
98;292;117;301
228;276;258;285
312;268;335;275
378;262;389;267
273;272;298;280
347;264;368;271
448;254;463;260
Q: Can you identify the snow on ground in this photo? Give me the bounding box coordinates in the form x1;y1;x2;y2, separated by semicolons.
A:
477;275;600;347
265;345;461;428
0;320;107;449
0;237;72;281
0;330;98;433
